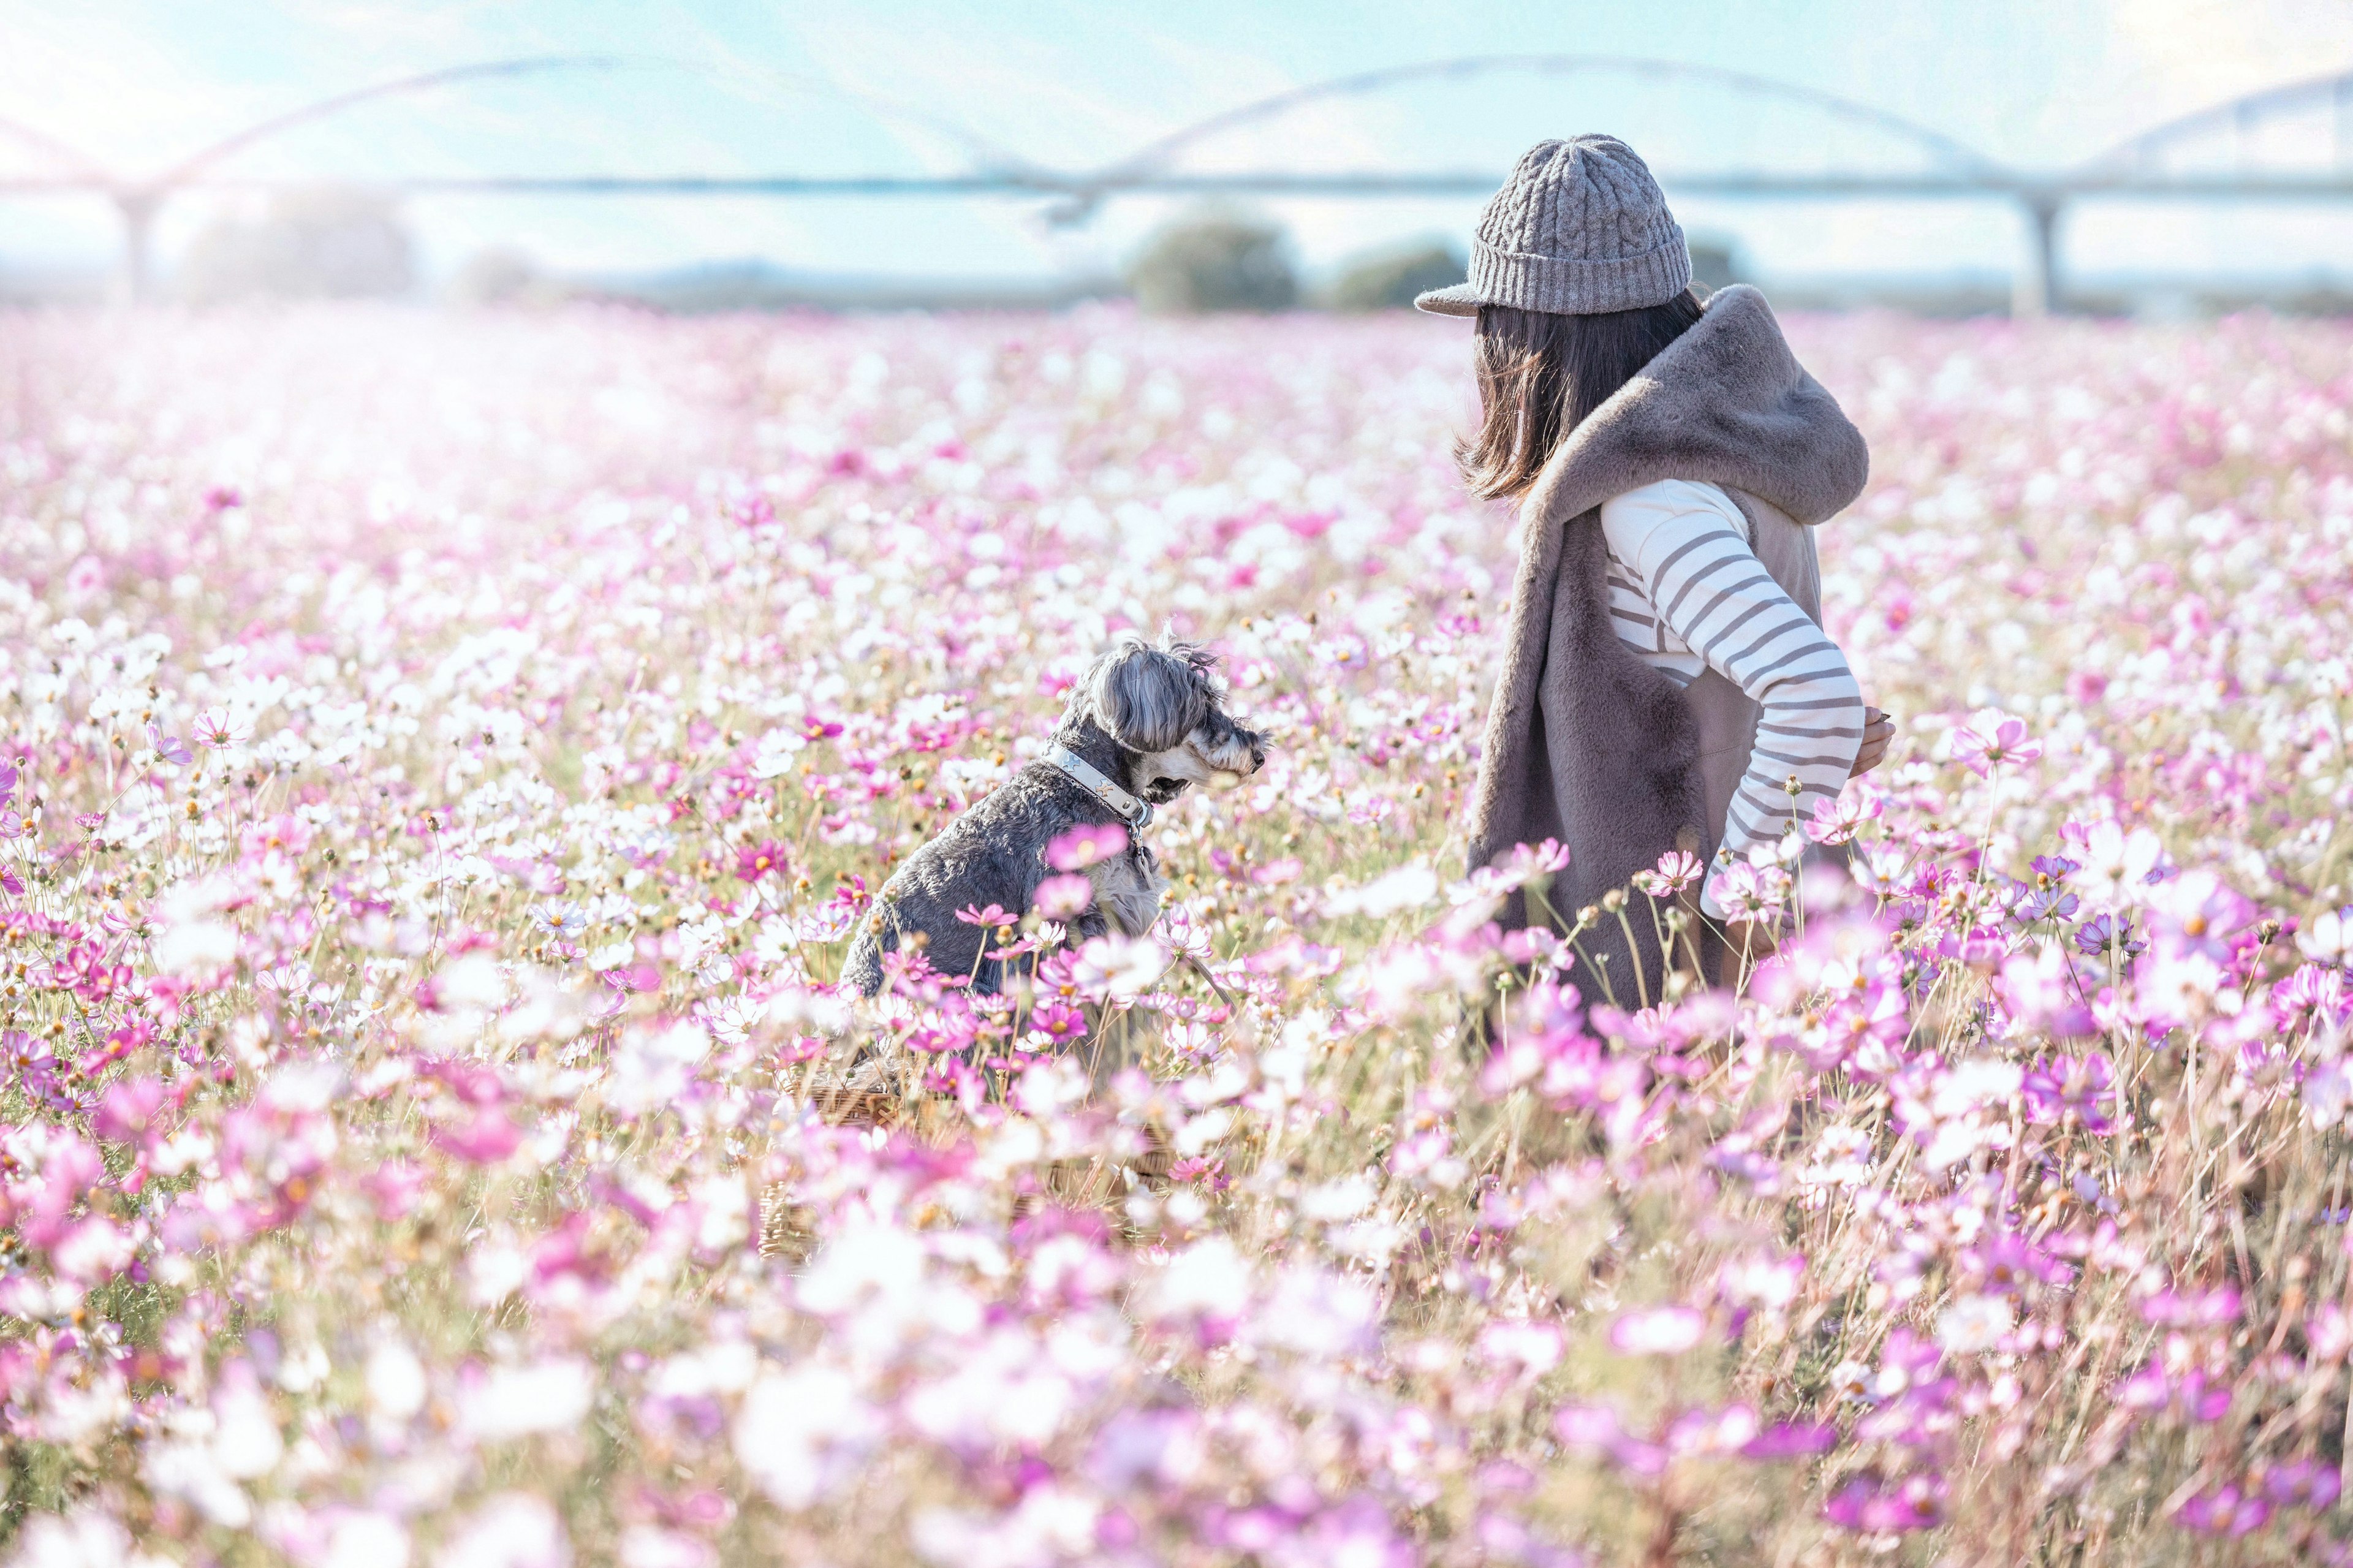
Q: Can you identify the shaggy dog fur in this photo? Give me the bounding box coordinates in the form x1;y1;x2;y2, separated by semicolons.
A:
843;635;1266;997
1468;285;1870;1000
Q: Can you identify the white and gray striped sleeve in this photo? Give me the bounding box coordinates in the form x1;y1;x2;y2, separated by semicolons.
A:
1602;480;1865;918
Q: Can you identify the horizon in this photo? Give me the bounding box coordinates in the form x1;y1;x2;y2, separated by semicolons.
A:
5;0;2353;294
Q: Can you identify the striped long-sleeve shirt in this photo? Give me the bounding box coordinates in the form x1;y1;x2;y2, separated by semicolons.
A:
1599;479;1864;918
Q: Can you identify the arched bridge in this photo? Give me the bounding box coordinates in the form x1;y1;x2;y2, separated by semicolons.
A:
7;55;2353;311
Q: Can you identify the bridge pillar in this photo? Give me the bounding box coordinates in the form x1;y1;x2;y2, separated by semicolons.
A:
112;190;161;306
2013;194;2064;317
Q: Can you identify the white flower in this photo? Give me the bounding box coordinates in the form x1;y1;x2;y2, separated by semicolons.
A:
324;1512;412;1568
1071;933;1168;999
1936;1292;2014;1354
607;1022;711;1117
1476;1319;1564;1379
1146;1235;1252;1320
152;877;243;976
585;939;636;972
211;1376;285;1480
432;953;506;1013
366;1339;430;1421
460;1358;596;1444
2298;906;2353;967
617;1527;713;1568
1324;861;1439;919
434;1494;570;1568
1933;1058;2026;1118
4;1509;153;1568
1247;1266;1379;1358
649;1340;759;1400
2304;1059;2351;1130
528;902;587;939
748;729;807;779
144;1440;252;1528
1298;1175;1377;1221
732;1366;884;1511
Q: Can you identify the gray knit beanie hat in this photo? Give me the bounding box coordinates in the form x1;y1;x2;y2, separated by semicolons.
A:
1415;135;1691;317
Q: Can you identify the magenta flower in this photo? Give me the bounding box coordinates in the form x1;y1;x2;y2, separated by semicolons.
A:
2074;912;2146;958
734;840;789;882
2173;1484;2270;1536
1739;1420;1838;1460
2259;1458;2341;1510
1824;1472;1946;1532
1031;999;1088;1043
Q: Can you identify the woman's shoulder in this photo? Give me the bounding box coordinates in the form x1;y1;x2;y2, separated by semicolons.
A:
1599;478;1747;547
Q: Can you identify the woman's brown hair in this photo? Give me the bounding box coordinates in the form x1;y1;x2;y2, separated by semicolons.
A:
1456;288;1708;501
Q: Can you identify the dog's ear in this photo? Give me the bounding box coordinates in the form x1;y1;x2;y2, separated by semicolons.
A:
1089;636;1208;752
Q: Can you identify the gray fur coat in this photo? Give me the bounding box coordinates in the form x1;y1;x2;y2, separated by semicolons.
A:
1467;285;1870;998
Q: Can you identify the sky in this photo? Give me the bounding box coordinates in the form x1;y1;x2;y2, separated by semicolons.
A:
4;0;2353;290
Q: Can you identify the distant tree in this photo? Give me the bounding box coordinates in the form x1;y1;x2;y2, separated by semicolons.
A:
1127;213;1298;313
177;189;415;304
446;248;563;306
1325;242;1467;311
1688;237;1746;295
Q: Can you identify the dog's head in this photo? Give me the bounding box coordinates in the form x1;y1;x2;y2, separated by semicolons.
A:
1074;634;1267;805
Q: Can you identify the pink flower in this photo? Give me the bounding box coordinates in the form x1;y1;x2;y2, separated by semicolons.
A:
147;725;192;768
1033;873;1094;921
1950;708;2040;775
1633;849;1703;896
1046;822;1127;871
94;1078;167;1143
431;1107;523;1164
1806;786;1883;845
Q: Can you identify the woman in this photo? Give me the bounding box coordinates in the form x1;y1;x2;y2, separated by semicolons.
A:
1418;135;1893;999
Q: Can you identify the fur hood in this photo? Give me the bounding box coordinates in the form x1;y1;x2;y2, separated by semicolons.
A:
1466;284;1868;997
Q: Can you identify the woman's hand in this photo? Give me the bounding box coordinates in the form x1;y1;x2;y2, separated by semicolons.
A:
1851;706;1895;777
1722;917;1781;965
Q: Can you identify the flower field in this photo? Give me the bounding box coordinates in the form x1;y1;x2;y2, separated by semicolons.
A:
4;300;2353;1567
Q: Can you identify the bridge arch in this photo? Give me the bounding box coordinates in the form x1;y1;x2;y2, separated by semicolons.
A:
2080;69;2353;172
1089;55;2007;183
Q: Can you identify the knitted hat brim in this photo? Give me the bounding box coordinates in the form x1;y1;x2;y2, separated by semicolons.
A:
1412;282;1483;317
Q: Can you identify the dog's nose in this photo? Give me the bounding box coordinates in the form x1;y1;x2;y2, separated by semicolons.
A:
1249;740;1267;770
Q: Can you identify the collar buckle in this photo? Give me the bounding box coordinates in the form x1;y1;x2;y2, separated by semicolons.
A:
1045;744;1153;833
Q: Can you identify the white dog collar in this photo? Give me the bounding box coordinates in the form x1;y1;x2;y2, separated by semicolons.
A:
1045;744;1154;831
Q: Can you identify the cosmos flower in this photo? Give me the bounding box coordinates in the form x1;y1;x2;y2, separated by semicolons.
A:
1950;710;2041;776
1046;822;1127;871
1;303;2346;1568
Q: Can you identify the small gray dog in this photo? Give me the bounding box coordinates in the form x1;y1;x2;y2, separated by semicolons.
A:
843;634;1267;996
